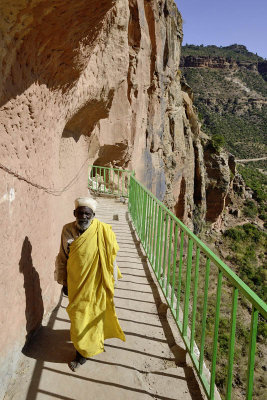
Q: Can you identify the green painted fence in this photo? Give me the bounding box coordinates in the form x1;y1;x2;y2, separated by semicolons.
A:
88;165;134;197
90;166;267;400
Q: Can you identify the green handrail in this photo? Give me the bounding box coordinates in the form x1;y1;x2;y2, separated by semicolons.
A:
128;174;267;400
89;166;267;400
88;165;134;197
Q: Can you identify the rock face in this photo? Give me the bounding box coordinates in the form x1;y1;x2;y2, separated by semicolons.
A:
258;60;267;81
180;54;267;82
0;0;233;394
181;55;240;70
180;55;262;71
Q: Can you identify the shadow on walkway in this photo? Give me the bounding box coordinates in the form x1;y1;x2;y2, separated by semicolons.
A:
22;293;74;400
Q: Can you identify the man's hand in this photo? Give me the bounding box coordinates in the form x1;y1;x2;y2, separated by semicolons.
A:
62;285;68;296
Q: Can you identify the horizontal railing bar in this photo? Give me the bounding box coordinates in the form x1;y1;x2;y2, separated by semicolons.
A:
89;165;133;173
129;176;267;317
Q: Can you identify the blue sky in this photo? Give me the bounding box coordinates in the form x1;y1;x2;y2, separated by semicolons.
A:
175;0;267;58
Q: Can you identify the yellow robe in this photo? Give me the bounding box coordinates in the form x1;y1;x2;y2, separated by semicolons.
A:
66;218;125;358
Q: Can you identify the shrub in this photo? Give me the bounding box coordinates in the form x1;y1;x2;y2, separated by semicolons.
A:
258;320;267;338
243;200;258;218
211;134;225;152
224;227;245;241
237;166;267;203
224;224;266;301
242;223;262;242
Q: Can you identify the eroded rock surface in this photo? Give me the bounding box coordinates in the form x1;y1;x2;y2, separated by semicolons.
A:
0;0;233;395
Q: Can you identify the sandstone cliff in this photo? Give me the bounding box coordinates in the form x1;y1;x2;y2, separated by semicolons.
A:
0;0;233;395
180;54;266;72
180;44;267;80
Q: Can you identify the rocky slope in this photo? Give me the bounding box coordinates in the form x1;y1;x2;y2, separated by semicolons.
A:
0;1;234;396
181;44;267;232
181;44;267;164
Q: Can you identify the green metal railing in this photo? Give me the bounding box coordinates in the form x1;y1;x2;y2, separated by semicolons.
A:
90;166;267;400
129;175;267;400
88;165;134;197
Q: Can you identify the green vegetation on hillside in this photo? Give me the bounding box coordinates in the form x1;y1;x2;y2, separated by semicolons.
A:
224;224;267;301
182;44;264;62
236;69;267;97
181;45;267;166
237;165;267;225
181;67;267;160
238;165;267;203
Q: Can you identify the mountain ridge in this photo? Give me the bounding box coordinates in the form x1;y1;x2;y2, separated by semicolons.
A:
181;44;267;82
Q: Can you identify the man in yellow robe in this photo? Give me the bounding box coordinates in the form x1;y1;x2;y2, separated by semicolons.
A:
55;197;125;371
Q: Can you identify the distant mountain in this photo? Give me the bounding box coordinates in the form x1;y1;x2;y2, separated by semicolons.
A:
180;44;267;166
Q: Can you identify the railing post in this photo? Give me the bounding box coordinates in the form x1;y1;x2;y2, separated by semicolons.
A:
166;219;174;297
155;207;162;276
246;307;258;400
176;230;184;321
226;287;238;400
151;201;157;267
170;224;179;308
157;210;165;281
199;258;210;376
162;214;169;287
108;168;111;194
112;168;115;194
146;194;152;257
190;247;200;353
182;238;193;337
141;191;147;243
128;175;132;214
210;271;223;399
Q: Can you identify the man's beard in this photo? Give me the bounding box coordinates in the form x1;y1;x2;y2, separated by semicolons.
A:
77;218;92;231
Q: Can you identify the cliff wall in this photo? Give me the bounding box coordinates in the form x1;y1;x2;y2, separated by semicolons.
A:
181;55;256;70
180;54;267;83
0;0;233;394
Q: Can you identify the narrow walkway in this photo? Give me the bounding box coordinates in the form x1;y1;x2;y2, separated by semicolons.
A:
4;198;204;400
235;156;267;162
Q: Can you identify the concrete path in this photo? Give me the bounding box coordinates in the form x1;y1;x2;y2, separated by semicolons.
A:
4;197;204;400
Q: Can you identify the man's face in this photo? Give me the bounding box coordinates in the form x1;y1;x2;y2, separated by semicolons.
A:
74;206;94;231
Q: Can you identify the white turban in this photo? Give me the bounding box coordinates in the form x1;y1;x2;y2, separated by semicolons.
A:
74;197;97;212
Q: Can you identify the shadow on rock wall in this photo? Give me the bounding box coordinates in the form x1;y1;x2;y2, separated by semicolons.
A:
0;0;114;107
19;236;44;345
